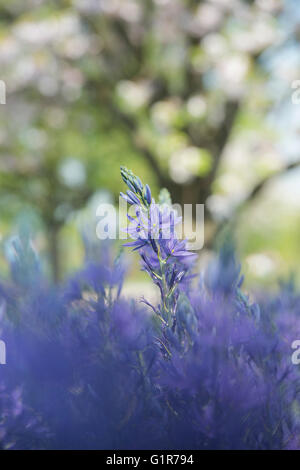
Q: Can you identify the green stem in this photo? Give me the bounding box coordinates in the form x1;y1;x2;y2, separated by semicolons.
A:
158;248;171;325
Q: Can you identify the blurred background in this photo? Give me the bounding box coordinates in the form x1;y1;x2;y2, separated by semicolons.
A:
0;0;300;292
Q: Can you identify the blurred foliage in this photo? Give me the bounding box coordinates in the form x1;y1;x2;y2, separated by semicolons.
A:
0;0;299;283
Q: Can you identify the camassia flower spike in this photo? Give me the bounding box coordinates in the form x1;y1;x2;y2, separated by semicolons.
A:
120;167;197;330
120;166;152;209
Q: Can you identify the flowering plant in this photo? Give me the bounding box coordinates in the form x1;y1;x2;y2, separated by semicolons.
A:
0;167;299;450
121;167;196;333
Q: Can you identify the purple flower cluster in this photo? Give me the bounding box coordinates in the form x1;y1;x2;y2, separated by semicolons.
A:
121;167;196;334
0;237;161;449
0;169;299;449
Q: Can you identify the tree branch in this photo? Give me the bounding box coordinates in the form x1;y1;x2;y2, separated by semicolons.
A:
105;100;170;188
207;160;300;249
243;160;300;205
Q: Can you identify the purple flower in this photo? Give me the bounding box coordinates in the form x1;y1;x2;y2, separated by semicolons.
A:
121;168;197;332
145;184;152;205
125;203;181;242
120;191;141;206
159;237;197;261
